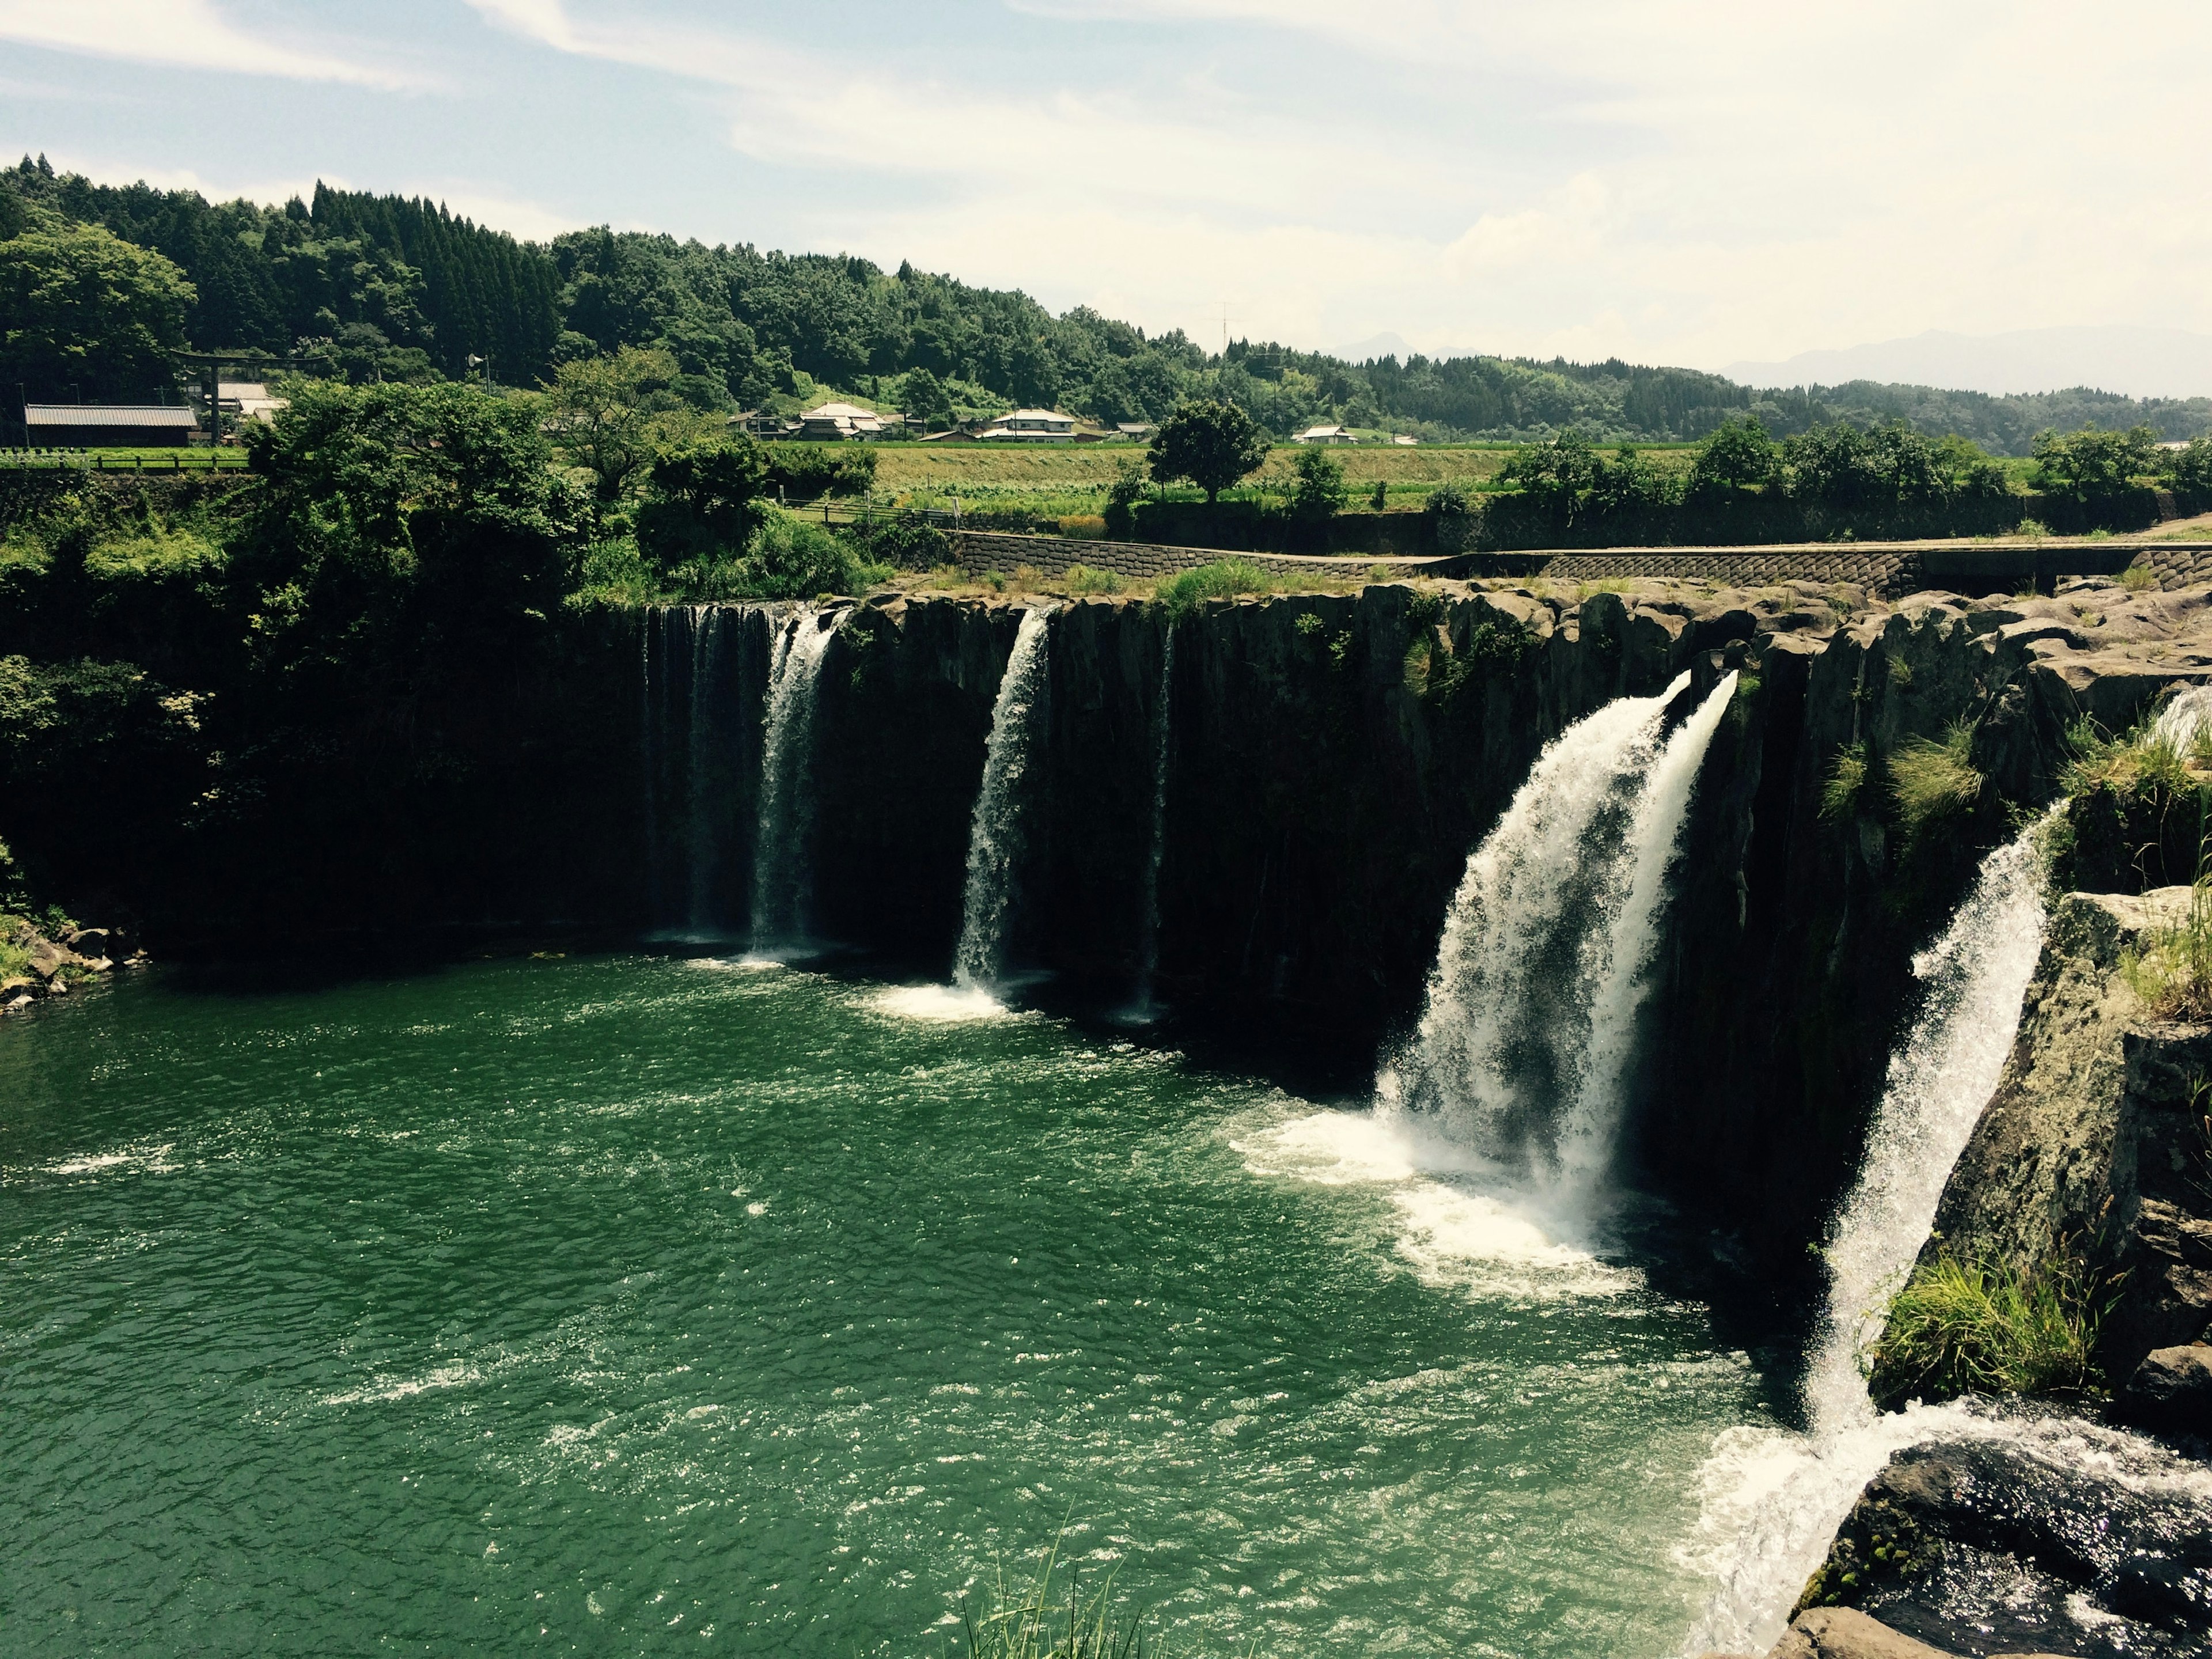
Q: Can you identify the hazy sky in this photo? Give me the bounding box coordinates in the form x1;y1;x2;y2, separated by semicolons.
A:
3;1;2207;373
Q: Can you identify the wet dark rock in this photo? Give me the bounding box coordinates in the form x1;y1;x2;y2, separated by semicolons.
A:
1795;1432;2212;1657
2118;1345;2212;1444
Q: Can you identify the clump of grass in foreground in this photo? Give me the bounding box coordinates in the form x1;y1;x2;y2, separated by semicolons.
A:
2121;562;2160;592
1887;724;1982;836
1868;1245;2102;1410
2061;711;2205;801
952;1538;1161;1659
1154;557;1274;619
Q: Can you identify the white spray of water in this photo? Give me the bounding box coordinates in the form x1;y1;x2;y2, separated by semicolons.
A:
952;606;1055;997
1556;671;1739;1198
1683;814;2055;1654
747;609;837;957
1127;624;1177;1021
1382;670;1692;1179
2151;681;2212;748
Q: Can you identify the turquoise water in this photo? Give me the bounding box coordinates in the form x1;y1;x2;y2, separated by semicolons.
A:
0;955;1773;1656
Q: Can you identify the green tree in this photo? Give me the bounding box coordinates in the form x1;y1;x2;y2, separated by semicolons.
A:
2163;434;2212;499
1683;416;1775;502
740;510;855;599
895;366;953;427
1499;430;1601;522
2031;424;2162;501
1148;399;1270;505
635;435;770;575
537;346;697;501
1592;444;1678;516
0;207;195;400
1288;444;1349;524
1786;423;1949;510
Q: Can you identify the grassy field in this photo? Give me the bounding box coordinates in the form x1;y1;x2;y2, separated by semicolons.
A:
867;442;1706;509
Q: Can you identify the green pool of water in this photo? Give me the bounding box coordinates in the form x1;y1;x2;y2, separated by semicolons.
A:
0;955;1773;1656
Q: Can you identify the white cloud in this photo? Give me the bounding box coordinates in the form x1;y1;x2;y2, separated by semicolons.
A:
0;0;426;90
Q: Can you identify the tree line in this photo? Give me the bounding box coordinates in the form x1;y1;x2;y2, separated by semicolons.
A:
8;155;2211;452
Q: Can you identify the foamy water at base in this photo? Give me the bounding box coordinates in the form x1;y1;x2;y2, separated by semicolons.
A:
3;957;1775;1658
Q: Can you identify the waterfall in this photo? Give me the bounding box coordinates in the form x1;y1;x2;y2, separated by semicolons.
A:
1127;624;1177;1020
1555;671;1738;1196
1382;669;1710;1190
748;608;838;958
685;605;722;935
1802;814;2054;1430
952;605;1054;995
1683;814;2054;1654
640;609;661;926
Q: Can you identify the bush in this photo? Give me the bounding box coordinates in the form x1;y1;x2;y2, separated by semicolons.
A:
1154;557;1272;618
2031;423;2160;502
736;510;856;599
846;514;949;572
762;442;876;503
1887;724;1982;837
1063;564;1123;596
1820;741;1868;820
634;436;767;573
2121;562;2159;592
1287;444;1348;524
1867;1245;2101;1409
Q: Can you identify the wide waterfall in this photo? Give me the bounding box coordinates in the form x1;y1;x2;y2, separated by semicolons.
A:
1126;624;1177;1020
1382;669;1734;1207
748;608;838;958
1684;815;2055;1653
951;605;1054;997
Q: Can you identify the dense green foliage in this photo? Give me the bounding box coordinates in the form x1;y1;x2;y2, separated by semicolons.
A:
12;153;2209;449
0;202;196;400
1866;1246;2101;1408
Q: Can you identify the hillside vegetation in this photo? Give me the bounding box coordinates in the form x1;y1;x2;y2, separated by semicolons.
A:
7;154;2210;453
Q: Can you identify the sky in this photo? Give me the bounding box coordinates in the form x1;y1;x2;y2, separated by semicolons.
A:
3;0;2209;379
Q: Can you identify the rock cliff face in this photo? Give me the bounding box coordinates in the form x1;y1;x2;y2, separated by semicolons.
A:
1891;888;2212;1391
639;573;2212;1272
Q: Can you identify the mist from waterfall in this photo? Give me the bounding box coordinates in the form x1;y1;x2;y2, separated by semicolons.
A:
952;606;1054;997
1683;813;2056;1654
1383;669;1739;1214
748;609;838;959
1127;624;1177;1021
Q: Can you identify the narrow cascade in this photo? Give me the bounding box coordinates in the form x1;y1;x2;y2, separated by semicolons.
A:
685;605;722;935
1127;624;1177;1019
1802;817;2055;1428
1555;671;1739;1196
639;609;661;926
748;608;838;958
1381;669;1700;1188
1684;813;2056;1654
952;605;1054;995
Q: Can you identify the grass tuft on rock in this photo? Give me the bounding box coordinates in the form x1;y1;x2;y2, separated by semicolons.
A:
1866;1245;2101;1410
2122;882;2212;1022
1153;558;1274;619
1887;724;1982;836
1820;741;1869;821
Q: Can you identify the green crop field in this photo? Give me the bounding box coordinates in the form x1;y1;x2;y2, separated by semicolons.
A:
0;448;249;471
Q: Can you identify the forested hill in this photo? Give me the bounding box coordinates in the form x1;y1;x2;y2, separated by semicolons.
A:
6;154;2210;452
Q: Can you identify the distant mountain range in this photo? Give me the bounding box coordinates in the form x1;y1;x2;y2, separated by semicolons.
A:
1725;327;2212;402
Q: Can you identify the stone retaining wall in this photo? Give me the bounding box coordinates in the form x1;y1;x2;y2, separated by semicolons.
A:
1527;549;1921;597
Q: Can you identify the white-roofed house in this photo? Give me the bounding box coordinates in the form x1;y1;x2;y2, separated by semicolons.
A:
975;409;1078;442
796;402;887;441
1293;423;1356;445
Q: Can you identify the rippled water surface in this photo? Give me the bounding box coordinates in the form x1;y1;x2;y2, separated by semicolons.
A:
0;956;1774;1656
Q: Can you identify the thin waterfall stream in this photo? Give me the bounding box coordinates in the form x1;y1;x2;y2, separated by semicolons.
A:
1126;623;1176;1021
748;607;838;959
952;606;1053;995
1684;813;2061;1652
